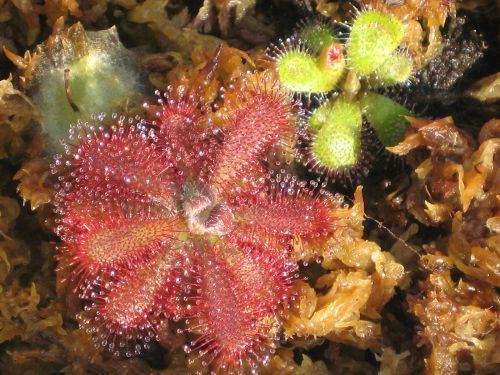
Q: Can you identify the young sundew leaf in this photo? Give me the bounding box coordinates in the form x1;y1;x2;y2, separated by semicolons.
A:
370;52;413;87
309;98;363;131
297;19;338;54
361;92;411;147
310;99;363;170
346;10;404;76
269;39;345;95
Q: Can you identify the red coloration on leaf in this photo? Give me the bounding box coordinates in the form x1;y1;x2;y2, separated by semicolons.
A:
208;74;300;196
156;88;214;181
232;185;337;242
78;254;178;358
56;201;181;290
325;43;344;64
319;42;344;73
180;243;289;372
52;121;177;213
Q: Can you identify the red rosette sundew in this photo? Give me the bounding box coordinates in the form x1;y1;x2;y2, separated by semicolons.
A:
207;73;302;199
48;61;359;372
177;242;295;374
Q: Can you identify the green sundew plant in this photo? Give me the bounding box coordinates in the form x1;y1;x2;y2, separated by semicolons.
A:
270;9;413;102
305;93;412;184
311;123;362;171
269;8;417;185
361;92;411;147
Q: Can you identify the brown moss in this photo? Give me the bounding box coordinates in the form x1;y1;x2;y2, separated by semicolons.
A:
409;254;499;374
